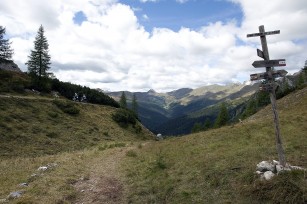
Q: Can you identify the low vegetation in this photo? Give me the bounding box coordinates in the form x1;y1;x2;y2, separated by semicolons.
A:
122;87;307;203
0;96;153;157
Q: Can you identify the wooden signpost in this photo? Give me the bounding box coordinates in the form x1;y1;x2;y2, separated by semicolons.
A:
247;25;287;167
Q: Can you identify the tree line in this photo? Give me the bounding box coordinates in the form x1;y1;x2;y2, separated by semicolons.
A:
0;24;119;108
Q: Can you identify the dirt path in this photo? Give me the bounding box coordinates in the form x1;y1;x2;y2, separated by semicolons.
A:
73;146;135;204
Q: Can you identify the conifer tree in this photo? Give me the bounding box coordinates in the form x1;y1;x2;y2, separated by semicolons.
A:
0;26;14;61
214;102;229;128
26;25;51;78
119;91;127;109
132;93;138;116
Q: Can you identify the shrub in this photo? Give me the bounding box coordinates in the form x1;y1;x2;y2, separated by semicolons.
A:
53;100;80;115
112;108;137;128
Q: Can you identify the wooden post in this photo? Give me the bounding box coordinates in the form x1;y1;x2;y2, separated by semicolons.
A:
248;25;287;166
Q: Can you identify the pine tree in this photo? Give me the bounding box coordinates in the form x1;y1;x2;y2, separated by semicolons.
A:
119;91;127;109
26;25;51;78
191;122;202;133
132;93;138;116
0;26;14;62
214;102;229;128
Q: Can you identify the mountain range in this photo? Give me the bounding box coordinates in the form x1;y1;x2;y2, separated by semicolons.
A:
107;68;306;136
107;82;259;135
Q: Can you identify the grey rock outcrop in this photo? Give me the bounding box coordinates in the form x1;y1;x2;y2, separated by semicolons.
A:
0;60;22;72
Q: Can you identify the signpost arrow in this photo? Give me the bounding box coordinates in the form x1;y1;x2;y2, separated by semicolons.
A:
250;70;288;81
247;30;280;38
252;59;286;68
257;49;264;59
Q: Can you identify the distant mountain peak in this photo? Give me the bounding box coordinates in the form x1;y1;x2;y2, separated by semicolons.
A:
148;89;156;94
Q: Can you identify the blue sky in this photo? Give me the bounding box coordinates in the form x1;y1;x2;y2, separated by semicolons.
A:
1;0;307;92
119;0;243;31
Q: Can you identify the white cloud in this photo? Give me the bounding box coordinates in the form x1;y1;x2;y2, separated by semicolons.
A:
142;14;149;21
0;0;306;92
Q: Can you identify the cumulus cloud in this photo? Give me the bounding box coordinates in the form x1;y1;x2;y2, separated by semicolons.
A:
0;0;306;92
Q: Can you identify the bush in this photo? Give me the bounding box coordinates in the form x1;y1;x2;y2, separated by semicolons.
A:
112;108;137;128
53;100;80;115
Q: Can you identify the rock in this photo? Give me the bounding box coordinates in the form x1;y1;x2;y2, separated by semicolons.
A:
290;165;306;171
156;133;163;141
37;166;48;171
276;164;291;173
7;191;23;200
256;161;275;172
263;171;275;180
19;183;28;187
255;170;263;175
272;160;280;165
0;198;7;203
0;60;22;72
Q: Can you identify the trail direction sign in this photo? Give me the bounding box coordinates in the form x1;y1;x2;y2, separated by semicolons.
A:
252;59;286;68
250;69;288;81
257;49;264;59
247;30;280;37
247;25;287;167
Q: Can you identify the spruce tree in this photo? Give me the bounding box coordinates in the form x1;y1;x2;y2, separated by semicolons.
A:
26;25;51;78
0;26;14;62
214;102;229;128
132;93;138;116
119;91;127;109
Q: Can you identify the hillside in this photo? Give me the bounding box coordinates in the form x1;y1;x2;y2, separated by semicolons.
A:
0;95;154;157
0;88;306;203
122;87;307;203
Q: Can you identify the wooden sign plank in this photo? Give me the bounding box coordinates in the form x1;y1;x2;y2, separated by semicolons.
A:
257;49;264;59
250;69;288;81
247;30;280;38
252;59;286;68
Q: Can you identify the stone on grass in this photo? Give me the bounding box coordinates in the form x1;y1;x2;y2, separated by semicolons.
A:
7;191;23;200
256;161;275;172
263;171;275;180
19;183;28;187
37;166;48;171
276;165;291;173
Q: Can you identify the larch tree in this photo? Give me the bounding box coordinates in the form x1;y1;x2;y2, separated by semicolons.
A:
0;26;14;62
26;25;51;78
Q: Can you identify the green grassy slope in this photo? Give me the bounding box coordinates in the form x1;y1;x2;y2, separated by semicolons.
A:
0;96;154;157
0;87;305;203
122;87;307;203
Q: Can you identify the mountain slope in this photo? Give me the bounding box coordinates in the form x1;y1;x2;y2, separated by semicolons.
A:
0;88;305;203
0;95;154;157
122;87;307;203
108;83;258;135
